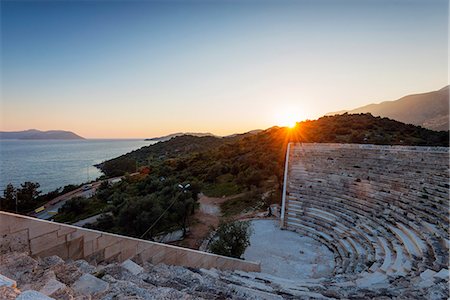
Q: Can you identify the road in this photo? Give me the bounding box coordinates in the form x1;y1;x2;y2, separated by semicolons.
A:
33;182;101;220
32;174;131;220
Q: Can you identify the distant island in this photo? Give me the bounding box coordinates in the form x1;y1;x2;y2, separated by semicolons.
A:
327;86;449;131
0;129;85;140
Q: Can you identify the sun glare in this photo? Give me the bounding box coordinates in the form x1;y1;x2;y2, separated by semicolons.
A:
276;113;298;129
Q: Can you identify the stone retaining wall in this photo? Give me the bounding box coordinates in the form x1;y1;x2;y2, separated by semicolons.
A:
0;211;260;272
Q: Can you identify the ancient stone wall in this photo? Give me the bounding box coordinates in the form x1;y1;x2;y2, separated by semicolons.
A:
0;211;260;272
282;143;449;277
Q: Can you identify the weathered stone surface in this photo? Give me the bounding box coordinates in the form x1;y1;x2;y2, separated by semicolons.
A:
420;269;436;281
52;262;83;285
228;283;284;300
434;268;449;280
38;255;65;269
0;211;260;272
0;252;38;285
0;273;17;288
72;273;109;295
73;259;96;274
0;286;21;299
121;259;144;275
0;251;448;299
0;229;29;254
39;278;67;296
16;290;54;300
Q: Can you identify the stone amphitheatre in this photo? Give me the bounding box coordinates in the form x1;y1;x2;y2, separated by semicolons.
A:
0;143;449;299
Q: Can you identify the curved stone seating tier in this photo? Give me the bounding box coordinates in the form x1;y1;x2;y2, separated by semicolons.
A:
289;197;414;273
290;177;450;240
288;190;445;273
283;143;449;279
290;178;449;234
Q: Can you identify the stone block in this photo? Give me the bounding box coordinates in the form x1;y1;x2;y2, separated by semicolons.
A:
0;229;29;254
16;290;54;300
28;223;60;239
39;279;66;296
29;231;66;255
85;250;105;265
104;241;122;260
97;234;119;249
83;240;94;257
56;226;76;237
433;268;449;280
67;230;100;243
68;237;83;260
34;242;69;260
121;259;143;275
0;274;16;288
72;273;109;295
116;239;138;260
0;219;10;235
420;269;437;281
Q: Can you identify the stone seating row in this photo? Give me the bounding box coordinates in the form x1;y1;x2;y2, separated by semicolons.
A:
287;189;447;272
286;190;446;275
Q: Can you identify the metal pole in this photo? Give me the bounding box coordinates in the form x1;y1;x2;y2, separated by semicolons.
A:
280;142;291;229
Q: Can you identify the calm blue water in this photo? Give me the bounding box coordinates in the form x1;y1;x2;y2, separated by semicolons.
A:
0;139;155;193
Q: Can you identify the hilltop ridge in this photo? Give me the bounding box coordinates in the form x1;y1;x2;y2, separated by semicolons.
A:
327;86;449;131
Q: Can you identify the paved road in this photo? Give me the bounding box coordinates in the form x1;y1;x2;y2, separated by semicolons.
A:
32;173;139;220
34;182;101;220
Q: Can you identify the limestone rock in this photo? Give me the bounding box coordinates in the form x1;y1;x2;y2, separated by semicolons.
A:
0;286;21;299
0;274;17;288
38;256;65;269
73;259;97;274
434;269;449;280
72;273;109;295
0;252;38;284
121;259;144;275
39;278;67;296
420;269;436;281
16;290;54;300
52;262;83;285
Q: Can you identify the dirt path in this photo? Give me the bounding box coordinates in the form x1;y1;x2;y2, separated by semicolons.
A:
175;193;244;249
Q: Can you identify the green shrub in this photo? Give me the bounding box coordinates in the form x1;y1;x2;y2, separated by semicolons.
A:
208;221;252;259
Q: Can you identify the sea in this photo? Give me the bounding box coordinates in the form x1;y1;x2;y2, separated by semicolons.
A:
0;139;156;193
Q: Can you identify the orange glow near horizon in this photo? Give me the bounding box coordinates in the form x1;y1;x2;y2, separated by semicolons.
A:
274;108;303;129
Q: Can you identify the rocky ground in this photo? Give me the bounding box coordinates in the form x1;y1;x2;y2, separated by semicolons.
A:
0;251;448;300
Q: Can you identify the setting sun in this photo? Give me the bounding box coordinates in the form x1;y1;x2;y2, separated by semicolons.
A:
280;119;297;128
274;110;300;128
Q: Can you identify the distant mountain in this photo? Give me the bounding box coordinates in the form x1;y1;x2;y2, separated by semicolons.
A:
145;132;216;142
225;129;263;138
327;86;449;131
145;129;262;142
0;129;85;140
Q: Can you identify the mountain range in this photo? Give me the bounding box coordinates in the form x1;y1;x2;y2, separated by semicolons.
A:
0;129;85;140
327;86;449;131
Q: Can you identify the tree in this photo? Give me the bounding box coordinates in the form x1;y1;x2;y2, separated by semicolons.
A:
209;221;252;259
1;184;16;211
16;182;41;212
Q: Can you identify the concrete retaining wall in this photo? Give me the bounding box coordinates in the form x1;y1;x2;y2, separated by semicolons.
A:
0;211;260;272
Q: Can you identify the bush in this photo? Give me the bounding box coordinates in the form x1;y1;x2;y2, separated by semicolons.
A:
208;221;252;259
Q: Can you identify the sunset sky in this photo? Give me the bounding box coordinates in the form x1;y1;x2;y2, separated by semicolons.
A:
1;0;448;138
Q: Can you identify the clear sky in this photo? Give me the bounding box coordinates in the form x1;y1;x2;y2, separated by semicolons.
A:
1;0;448;138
